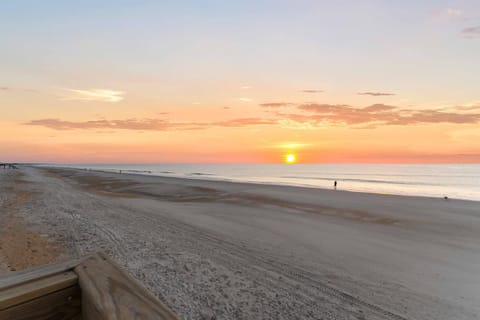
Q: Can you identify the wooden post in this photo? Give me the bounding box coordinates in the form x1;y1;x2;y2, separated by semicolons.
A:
75;253;180;320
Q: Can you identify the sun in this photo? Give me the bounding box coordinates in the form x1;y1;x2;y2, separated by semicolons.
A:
285;153;297;164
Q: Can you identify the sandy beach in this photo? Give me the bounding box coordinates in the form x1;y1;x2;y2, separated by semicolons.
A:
1;166;479;319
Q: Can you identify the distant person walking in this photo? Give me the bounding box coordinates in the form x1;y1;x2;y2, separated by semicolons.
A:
334;180;337;190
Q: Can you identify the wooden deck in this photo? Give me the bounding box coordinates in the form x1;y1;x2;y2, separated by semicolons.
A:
0;253;180;320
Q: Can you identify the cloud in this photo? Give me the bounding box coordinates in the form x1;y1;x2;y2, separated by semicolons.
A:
277;119;316;130
27;119;171;131
357;92;396;96
271;103;480;128
25;117;277;131
301;89;323;93
241;86;251;89
215;118;276;126
446;8;462;16
455;105;480;111
259;102;294;108
61;88;125;102
439;102;480;112
27;102;480;133
0;87;36;93
433;8;465;20
462;26;480;38
362;104;397;112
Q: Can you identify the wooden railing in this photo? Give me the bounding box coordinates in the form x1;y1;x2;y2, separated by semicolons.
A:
0;253;180;320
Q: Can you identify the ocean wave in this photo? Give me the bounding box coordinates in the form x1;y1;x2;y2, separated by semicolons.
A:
122;169;153;174
280;176;432;186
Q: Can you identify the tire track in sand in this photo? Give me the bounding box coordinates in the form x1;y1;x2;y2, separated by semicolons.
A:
130;209;408;320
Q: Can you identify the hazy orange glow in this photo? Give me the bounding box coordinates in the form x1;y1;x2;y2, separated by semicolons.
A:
1;116;479;163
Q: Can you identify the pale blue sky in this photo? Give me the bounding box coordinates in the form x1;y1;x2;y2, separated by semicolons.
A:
1;0;479;107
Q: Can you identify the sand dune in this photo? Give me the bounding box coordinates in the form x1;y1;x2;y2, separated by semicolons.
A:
1;167;479;319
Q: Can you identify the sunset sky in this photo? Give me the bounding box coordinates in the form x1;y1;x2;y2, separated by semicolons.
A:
1;1;480;163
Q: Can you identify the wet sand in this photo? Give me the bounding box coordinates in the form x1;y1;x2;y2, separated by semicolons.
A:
1;166;479;319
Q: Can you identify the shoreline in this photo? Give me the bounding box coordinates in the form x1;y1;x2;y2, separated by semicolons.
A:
37;165;480;203
2;166;480;319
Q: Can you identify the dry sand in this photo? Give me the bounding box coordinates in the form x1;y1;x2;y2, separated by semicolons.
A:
1;166;479;319
0;170;62;272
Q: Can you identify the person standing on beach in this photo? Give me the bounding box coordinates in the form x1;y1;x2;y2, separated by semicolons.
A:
334;180;337;190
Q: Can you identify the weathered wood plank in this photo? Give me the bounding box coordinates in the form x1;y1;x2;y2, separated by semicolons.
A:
75;253;179;320
0;258;81;290
0;271;78;310
0;285;81;320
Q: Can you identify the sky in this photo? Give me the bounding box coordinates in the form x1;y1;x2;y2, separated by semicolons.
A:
1;0;479;163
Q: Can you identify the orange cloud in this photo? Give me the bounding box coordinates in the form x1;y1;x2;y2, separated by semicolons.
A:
214;118;277;126
357;92;395;96
301;90;323;93
25;117;277;131
273;103;480;127
259;102;294;108
26;103;480;133
454;105;480;111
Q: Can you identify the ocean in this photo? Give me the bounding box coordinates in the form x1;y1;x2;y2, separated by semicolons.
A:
42;163;480;201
